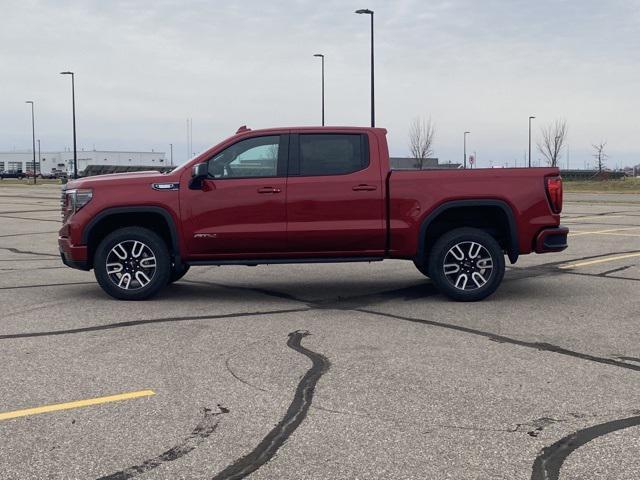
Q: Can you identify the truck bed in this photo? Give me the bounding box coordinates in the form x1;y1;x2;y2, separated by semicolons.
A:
387;167;561;258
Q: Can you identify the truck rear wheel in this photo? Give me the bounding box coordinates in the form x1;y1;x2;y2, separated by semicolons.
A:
94;227;170;300
427;227;505;302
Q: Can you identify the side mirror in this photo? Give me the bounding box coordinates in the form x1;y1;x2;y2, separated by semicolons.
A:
189;163;208;190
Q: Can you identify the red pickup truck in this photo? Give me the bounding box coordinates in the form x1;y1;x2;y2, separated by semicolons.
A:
59;126;567;301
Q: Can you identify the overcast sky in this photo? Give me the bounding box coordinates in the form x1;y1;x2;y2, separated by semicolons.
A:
2;0;638;168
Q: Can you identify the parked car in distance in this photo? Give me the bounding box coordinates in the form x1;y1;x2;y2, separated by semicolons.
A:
59;126;568;301
40;171;68;180
0;171;26;180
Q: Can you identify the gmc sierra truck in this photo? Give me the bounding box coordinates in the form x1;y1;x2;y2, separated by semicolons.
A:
59;126;568;301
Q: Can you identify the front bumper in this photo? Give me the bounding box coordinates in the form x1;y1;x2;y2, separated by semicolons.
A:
535;225;569;253
58;236;90;270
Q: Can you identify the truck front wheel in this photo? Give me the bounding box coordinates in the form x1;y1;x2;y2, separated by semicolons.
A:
94;227;171;300
427;227;505;302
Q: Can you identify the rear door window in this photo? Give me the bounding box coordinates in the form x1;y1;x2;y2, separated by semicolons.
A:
296;134;368;176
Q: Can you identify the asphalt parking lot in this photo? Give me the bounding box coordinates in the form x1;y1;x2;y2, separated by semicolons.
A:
1;184;639;480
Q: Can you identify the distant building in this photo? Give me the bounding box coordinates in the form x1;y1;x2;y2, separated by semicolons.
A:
0;150;169;176
390;157;462;170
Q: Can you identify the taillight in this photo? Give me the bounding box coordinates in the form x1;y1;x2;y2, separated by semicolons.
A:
545;176;563;214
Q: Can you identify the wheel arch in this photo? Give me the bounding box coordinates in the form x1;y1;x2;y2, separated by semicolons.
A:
82;206;182;269
417;199;519;265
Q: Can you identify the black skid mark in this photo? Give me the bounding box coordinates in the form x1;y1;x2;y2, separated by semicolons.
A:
211;330;330;480
0;214;61;223
0;230;58;238
0;208;61;215
0;281;94;291
0;247;58;257
358;308;640;373
97;405;230;480
530;414;640;480
0;308;310;340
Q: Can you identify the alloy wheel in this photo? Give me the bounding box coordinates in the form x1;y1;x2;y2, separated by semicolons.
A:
105;240;157;290
442;241;494;291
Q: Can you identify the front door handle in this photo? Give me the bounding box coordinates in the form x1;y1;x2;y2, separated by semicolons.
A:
352;184;377;191
257;186;281;194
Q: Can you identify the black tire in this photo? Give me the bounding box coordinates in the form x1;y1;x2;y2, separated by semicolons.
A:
94;227;170;300
427;227;505;302
169;264;190;284
413;259;430;278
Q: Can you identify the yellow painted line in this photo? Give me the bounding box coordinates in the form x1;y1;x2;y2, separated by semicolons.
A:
569;226;640;237
559;253;640;269
0;389;155;421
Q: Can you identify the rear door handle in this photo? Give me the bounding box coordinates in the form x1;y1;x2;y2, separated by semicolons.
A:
257;187;281;194
352;184;377;191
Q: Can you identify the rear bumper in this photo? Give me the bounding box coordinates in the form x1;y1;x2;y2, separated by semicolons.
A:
535;225;569;253
58;236;90;270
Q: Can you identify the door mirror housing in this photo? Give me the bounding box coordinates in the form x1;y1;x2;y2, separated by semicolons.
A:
189;163;208;189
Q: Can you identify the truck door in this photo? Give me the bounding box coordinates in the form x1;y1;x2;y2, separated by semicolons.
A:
180;134;288;258
286;132;385;255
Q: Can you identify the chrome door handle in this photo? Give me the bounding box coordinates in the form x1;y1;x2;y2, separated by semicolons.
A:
257;187;281;194
352;184;377;191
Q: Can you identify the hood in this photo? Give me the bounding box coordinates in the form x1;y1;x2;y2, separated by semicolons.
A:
66;170;170;189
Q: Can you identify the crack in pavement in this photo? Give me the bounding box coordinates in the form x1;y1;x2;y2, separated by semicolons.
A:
614;356;640;365
530;414;640;480
0;308;310;340
356;308;640;373
211;330;329;480
97;405;230;480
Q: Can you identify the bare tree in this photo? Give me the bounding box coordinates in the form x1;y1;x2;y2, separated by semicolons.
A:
408;117;436;169
592;141;608;173
537;119;568;167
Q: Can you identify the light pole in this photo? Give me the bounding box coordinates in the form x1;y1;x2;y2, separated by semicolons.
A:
528;115;535;168
37;139;41;179
313;54;325;126
25;101;36;184
60;71;78;178
463;131;470;169
355;9;374;127
170;143;173;167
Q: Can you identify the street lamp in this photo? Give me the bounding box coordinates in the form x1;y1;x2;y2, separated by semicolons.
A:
528;116;535;168
25;101;36;185
463;131;470;169
169;143;173;167
355;8;374;127
313;54;325;126
60;71;78;178
37;139;41;178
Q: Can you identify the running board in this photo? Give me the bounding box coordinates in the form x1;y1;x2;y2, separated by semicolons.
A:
187;257;385;267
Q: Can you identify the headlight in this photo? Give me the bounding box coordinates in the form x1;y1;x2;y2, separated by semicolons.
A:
61;188;93;221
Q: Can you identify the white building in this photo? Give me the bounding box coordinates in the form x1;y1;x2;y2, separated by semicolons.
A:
0;150;168;176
